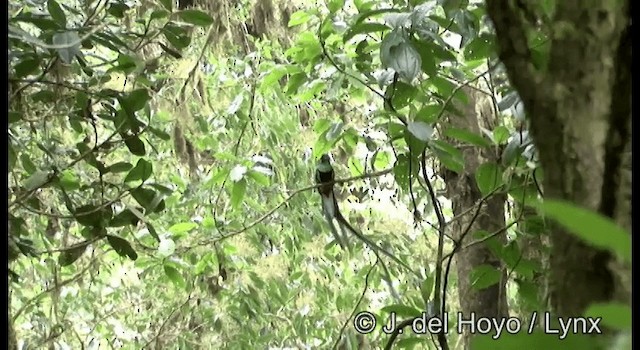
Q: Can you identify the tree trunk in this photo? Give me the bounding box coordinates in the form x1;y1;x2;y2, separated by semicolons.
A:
485;0;631;317
442;87;509;349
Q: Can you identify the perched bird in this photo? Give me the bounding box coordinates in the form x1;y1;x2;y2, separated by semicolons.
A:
315;154;349;249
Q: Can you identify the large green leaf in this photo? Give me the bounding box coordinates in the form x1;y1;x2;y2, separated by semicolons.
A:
164;264;186;288
130;187;165;213
469;264;501;290
47;0;66;26
443;128;492;148
287;11;313;27
231;179;247;209
52;31;81;63
537;200;631;262
125;136;146;156
380;304;422;318
124;158;153;183
107;235;138;260
381;32;421;81
58;244;88;267
584;303;631;331
475;163;503;196
177;10;214;27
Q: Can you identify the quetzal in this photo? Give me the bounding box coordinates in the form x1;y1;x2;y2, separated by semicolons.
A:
314;154;418;279
315;154;350;249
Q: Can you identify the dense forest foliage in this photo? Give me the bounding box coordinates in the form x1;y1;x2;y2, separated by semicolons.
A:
8;0;630;349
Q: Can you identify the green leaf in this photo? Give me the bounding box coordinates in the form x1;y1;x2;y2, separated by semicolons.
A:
412;41;437;77
125;136;146;156
537;200;631;262
344;22;390;42
501;139;522;166
328;0;344;13
420;275;435;303
396;338;425;348
47;0;67;26
492;126;510;145
109;209;140;227
163;23;191;49
168;222;198;234
430;140;463;174
389;81;418;110
75;205;112;227
415;104;440;124
108;162;133;173
58;243;88;266
124;158;153;183
177;10;214;27
470;264;501;290
288;11;312;27
325;122;344;141
130;187;165;213
150;9;170;20
8;111;22;123
405;124;429;154
59;170;80;191
107;2;129;18
148;126;171;140
11;13;59;30
463;33;494;61
497;91;519;111
159;0;172;11
110;54;138;74
20;154;37;174
584;303;631;330
14;58;41;78
475;163;503;196
23;170;50;190
247;170;270;186
231;179;247;209
107;235;138;260
348;157;365;176
285;72;307;94
121;89;149;113
515;279;539;308
443;128;491;148
52;31;81;63
407;121;433;142
164;264;186;288
380;304;422;318
382;36;421;81
147;223;160;242
393;153;417;192
9;144;16;170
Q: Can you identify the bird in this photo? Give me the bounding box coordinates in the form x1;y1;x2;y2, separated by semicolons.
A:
315;154;349;249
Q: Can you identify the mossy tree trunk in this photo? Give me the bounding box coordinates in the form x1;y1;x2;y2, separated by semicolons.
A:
442;87;509;350
485;0;631;317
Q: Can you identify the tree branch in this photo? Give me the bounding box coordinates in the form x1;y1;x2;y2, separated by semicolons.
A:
485;0;543;97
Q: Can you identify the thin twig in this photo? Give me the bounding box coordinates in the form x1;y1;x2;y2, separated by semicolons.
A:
186;168;393;250
143;294;194;348
332;257;378;350
13;260;95;320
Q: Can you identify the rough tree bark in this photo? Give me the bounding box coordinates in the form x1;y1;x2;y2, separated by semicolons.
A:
485;0;631;317
442;87;509;349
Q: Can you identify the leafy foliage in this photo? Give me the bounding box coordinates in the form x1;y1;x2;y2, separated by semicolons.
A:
8;0;629;348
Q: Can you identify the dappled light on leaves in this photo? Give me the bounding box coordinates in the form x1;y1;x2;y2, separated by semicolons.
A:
8;0;631;348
